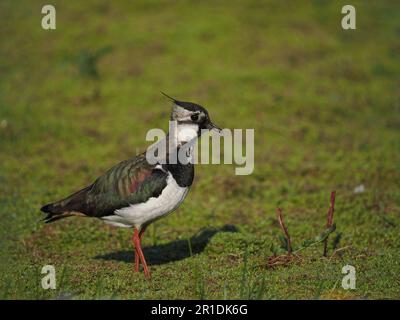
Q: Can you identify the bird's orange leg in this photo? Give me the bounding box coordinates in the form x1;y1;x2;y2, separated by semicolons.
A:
133;228;150;279
133;228;146;273
134;248;140;272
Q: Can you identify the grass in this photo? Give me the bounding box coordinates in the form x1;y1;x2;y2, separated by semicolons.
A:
0;0;399;299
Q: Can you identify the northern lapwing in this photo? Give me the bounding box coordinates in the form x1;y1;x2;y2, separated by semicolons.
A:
41;93;221;279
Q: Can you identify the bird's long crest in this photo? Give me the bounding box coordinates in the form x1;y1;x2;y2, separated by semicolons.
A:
161;91;178;104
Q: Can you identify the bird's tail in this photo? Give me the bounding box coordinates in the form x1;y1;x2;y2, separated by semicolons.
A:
40;202;73;223
40;186;91;223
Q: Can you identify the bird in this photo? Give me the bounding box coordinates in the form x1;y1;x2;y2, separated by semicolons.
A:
40;93;221;279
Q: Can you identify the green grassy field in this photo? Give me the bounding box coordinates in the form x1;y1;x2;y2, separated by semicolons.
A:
1;0;399;299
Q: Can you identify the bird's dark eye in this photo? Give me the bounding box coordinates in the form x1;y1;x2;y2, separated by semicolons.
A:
191;114;199;121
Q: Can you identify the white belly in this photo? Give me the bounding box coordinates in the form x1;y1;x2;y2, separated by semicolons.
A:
101;173;189;229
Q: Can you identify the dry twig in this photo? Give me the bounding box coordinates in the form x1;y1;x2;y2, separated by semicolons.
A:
323;191;336;257
276;207;292;254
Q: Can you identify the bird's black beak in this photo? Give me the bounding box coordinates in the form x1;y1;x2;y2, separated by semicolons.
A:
205;121;222;133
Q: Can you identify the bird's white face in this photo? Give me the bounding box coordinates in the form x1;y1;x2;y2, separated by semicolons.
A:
171;105;207;124
171;104;205;145
168;100;221;147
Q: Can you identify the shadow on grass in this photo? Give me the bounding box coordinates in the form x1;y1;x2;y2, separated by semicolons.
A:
94;224;238;266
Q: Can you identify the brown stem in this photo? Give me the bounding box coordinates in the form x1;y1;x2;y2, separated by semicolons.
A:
276;207;292;254
323;191;336;257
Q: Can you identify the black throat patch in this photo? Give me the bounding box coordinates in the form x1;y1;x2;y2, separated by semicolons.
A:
163;162;194;187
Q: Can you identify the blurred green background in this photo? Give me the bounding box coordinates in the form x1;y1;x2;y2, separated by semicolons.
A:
0;0;399;299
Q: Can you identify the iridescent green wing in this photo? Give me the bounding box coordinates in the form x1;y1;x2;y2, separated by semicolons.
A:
83;154;168;217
